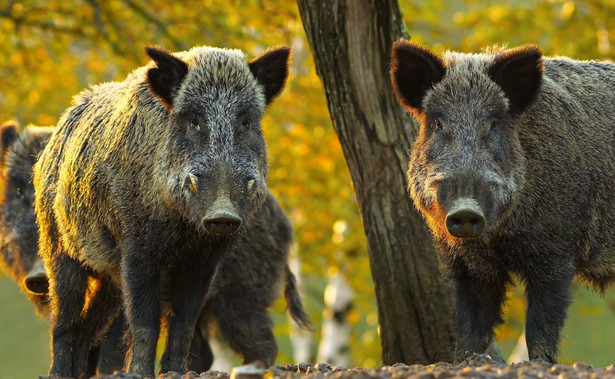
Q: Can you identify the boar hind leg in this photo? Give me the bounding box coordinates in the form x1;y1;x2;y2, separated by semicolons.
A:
453;269;509;362
97;313;130;375
72;279;122;376
160;262;219;374
48;253;89;377
214;296;277;367
524;264;574;363
186;317;214;373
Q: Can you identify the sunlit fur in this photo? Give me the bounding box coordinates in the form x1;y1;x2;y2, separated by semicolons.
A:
0;123;53;314
34;44;290;377
392;41;615;363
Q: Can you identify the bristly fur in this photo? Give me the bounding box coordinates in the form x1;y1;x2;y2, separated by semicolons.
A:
391;40;615;364
34;43;291;378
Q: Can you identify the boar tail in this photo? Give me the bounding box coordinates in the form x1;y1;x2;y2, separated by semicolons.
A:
284;264;314;331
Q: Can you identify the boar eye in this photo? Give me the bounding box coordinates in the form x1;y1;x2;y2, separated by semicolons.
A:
432;119;443;129
242;119;251;129
490;121;497;131
190;118;201;132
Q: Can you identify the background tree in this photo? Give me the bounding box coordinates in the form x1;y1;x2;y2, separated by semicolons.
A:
297;0;457;364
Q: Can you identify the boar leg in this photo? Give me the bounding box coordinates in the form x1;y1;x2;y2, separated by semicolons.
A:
72;279;122;376
213;294;277;367
186;316;214;373
160;261;219;374
453;269;508;362
48;253;89;377
524;265;574;363
97;313;130;375
122;240;161;378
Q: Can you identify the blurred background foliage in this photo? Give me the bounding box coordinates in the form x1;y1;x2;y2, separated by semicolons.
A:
1;0;615;377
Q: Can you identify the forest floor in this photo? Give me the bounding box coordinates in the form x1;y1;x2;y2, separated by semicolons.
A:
96;356;615;379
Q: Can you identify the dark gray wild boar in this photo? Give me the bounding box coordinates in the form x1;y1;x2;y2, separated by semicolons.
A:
0;121;53;312
391;40;615;363
34;44;291;378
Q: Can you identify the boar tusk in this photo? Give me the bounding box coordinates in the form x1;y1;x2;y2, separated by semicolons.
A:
189;173;198;193
247;179;255;193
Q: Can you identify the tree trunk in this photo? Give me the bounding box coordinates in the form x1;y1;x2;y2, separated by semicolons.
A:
297;0;457;364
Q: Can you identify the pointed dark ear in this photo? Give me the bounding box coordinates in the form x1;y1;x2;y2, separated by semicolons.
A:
391;40;446;116
249;46;291;106
145;46;189;108
488;45;543;114
1;121;19;152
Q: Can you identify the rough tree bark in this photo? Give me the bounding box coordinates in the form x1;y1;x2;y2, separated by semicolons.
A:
297;0;457;364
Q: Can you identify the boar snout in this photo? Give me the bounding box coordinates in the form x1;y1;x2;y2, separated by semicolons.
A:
204;213;242;235
24;260;49;295
203;195;242;235
445;198;485;238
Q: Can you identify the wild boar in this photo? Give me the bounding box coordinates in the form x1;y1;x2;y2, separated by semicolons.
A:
0;121;53;313
391;41;615;363
34;44;291;377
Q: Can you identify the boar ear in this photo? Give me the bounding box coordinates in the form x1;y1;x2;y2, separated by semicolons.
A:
249;46;291;106
488;45;543;114
391;40;446;115
1;121;19;152
145;46;189;108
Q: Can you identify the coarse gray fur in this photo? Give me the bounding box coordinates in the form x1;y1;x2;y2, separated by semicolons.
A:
34;44;291;377
391;41;615;363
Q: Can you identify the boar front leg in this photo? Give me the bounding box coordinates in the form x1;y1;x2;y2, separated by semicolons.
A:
453;268;509;362
524;261;574;363
160;257;222;374
121;238;161;378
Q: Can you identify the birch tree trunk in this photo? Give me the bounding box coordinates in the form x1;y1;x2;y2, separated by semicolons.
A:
297;0;457;364
316;271;353;367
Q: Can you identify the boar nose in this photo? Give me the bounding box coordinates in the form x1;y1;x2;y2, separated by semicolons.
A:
445;199;485;238
203;212;241;235
24;259;49;294
24;271;49;295
203;195;242;235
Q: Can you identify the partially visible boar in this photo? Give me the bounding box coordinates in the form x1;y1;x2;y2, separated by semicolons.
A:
0;121;53;313
34;44;291;378
0;121;127;376
391;41;615;363
189;193;312;371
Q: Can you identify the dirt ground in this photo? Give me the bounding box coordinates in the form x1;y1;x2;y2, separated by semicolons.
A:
95;355;615;379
